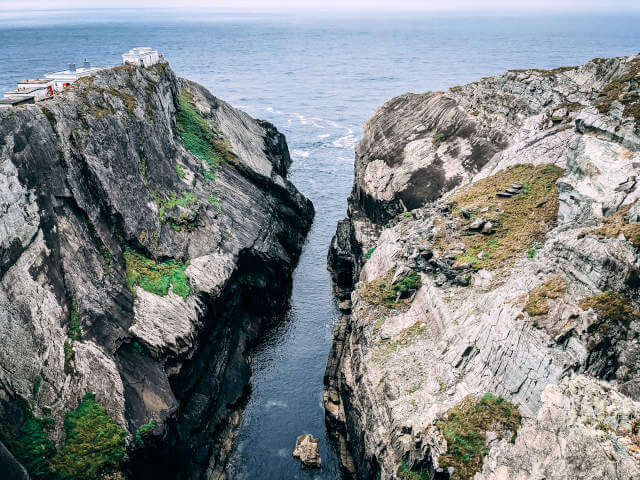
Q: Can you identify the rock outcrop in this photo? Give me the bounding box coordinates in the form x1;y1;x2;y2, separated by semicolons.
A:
292;433;322;469
325;53;640;479
0;61;313;480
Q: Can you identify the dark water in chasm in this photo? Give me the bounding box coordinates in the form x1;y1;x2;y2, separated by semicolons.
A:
2;8;640;479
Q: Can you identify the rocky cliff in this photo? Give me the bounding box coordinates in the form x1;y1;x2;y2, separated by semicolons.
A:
325;53;640;479
0;61;313;480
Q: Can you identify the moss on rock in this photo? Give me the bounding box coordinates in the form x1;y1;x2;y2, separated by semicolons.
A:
523;275;566;317
361;270;421;309
578;291;640;324
51;392;126;480
1;416;56;480
176;89;234;170
437;393;521;480
123;248;190;300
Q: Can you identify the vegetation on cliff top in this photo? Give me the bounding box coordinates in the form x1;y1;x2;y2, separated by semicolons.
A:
437;393;521;480
438;163;563;270
123;247;190;300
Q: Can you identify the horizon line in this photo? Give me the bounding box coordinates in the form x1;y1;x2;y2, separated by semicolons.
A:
2;6;640;13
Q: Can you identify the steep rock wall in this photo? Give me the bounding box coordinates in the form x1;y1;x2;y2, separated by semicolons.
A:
326;53;640;479
0;61;313;479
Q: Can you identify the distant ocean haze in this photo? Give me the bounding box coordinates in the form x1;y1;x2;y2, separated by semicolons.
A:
1;8;639;479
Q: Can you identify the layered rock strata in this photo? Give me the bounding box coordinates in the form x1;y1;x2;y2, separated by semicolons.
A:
0;61;313;479
325;53;640;479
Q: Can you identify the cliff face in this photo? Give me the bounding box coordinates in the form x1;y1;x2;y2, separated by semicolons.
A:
0;61;313;480
326;54;640;479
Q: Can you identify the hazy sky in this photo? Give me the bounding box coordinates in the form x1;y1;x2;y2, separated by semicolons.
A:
1;0;639;11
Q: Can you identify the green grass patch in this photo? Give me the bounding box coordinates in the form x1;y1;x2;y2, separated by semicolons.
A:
407;383;421;394
397;460;429;480
51;392;126;480
133;420;155;448
523;275;566;317
123;248;190;300
579;291;640;324
361;270;421;309
68;299;82;340
176;163;186;179
64;341;74;375
1;416;56;480
176;89;234;173
365;247;375;259
437;393;521;480
438;164;563;270
432;132;446;148
33;375;42;397
208;195;222;215
154;191;200;230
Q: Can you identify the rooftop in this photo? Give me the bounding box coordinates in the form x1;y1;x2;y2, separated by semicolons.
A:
19;78;52;84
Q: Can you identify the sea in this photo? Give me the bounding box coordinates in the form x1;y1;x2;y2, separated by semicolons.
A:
1;8;639;479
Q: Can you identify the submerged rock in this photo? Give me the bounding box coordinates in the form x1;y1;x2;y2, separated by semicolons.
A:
293;433;322;469
325;53;640;479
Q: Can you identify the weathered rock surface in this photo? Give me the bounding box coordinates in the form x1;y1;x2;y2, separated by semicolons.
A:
292;433;322;469
0;61;313;479
326;53;640;479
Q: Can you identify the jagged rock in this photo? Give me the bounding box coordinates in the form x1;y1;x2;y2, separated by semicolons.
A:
481;221;494;234
0;61;313;479
496;190;514;197
325;53;640;479
293;434;322;469
468;217;485;230
338;300;352;311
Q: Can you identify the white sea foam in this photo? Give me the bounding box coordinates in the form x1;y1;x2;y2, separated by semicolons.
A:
332;134;357;148
293;149;310;158
318;133;331;139
265;400;288;409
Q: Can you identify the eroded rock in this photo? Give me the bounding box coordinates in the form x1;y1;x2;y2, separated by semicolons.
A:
325;53;640;479
293;433;322;469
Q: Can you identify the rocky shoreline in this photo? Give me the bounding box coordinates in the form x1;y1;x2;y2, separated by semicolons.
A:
0;61;313;479
325;53;640;479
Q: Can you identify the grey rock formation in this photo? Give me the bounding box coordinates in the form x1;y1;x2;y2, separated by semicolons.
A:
0;61;313;479
326;53;640;479
292;433;322;469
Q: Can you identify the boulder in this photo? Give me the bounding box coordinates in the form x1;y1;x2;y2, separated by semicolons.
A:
293;433;322;469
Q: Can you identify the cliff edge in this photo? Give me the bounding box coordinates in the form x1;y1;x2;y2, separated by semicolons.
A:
0;61;313;480
326;53;640;479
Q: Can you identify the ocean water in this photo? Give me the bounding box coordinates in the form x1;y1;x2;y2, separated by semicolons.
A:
1;8;639;480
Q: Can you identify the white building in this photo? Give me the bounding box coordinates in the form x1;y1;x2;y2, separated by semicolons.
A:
17;78;55;94
122;47;160;67
45;60;104;91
